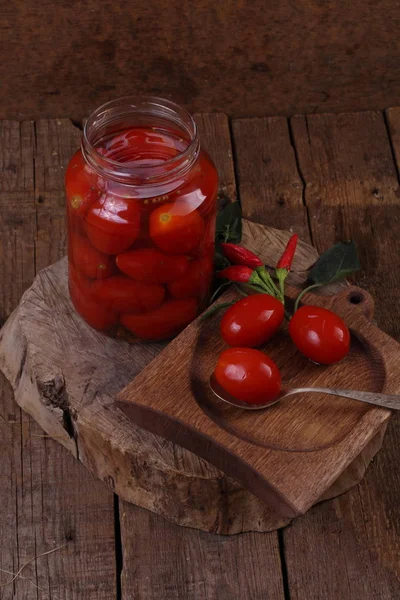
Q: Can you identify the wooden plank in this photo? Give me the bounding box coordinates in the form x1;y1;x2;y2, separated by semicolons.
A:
194;113;237;206
386;106;400;167
291;111;400;331
283;111;400;599
119;113;285;600
3;2;400;120
231;117;310;238
120;505;285;600
34;118;80;271
0;120;117;599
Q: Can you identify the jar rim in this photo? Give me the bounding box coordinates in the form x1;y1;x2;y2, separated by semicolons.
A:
82;95;199;184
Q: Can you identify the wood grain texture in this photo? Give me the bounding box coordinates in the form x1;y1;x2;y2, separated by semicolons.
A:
194;113;237;207
0;120;117;599
232;117;309;238
282;111;400;599
120;504;285;600
34;119;79;271
3;2;400;119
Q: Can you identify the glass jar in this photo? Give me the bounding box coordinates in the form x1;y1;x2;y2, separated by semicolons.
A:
65;96;218;342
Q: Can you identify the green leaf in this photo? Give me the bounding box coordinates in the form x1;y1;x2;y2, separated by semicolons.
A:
216;202;242;243
214;252;230;270
309;240;360;284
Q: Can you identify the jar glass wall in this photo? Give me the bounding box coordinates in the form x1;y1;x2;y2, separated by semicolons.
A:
65;96;218;341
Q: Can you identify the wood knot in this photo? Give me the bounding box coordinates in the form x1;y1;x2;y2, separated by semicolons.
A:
38;374;67;409
37;374;76;439
64;528;75;542
104;475;115;490
372;187;383;200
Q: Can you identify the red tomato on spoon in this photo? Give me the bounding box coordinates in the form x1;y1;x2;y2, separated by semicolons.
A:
214;348;281;405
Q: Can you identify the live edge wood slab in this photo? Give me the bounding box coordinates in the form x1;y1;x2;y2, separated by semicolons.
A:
0;220;392;533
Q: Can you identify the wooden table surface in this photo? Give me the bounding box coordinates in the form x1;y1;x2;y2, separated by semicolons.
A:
1;110;399;599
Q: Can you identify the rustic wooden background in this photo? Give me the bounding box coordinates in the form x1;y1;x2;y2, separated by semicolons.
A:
1;109;399;598
1;3;400;595
2;1;400;120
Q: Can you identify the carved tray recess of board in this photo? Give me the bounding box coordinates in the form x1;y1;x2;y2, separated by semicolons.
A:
117;280;400;519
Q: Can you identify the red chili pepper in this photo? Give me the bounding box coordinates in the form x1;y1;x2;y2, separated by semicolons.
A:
218;265;254;283
276;234;298;271
220;243;263;268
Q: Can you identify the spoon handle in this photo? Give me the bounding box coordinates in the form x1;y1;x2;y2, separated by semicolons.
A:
285;387;400;410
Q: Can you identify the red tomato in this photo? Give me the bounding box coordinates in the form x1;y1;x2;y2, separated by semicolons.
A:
214;348;281;405
121;298;198;340
196;150;219;218
67;204;86;236
149;202;205;254
168;255;213;300
90;276;165;314
65;150;102;217
289;305;350;365
190;213;216;258
69;267;117;331
220;294;284;347
176;150;219;219
116;248;190;284
86;194;141;254
70;234;115;279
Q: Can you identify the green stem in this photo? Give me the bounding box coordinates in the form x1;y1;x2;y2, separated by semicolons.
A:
275;269;288;304
294;282;325;312
234;284;249;297
256;267;283;300
210;281;230;303
258;277;276;297
243;283;269;295
224;225;230;243
200;302;234;321
278;277;285;301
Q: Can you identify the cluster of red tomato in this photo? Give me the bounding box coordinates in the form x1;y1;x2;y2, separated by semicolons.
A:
66;128;218;341
213;242;351;405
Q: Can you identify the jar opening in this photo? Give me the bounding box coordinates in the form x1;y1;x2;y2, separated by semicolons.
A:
82;96;200;185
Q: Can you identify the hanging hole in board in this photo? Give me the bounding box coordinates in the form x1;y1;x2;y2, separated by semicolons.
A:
348;292;363;305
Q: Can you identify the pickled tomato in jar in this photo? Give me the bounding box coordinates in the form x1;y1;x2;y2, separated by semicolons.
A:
65;97;218;341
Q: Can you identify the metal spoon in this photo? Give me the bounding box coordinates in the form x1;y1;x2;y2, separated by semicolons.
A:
209;374;400;411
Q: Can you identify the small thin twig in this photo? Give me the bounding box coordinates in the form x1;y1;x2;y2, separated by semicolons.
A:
0;567;62;600
0;413;65;439
0;414;18;425
0;543;67;588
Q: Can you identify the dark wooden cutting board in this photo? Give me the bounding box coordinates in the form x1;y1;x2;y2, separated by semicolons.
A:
117;237;399;518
